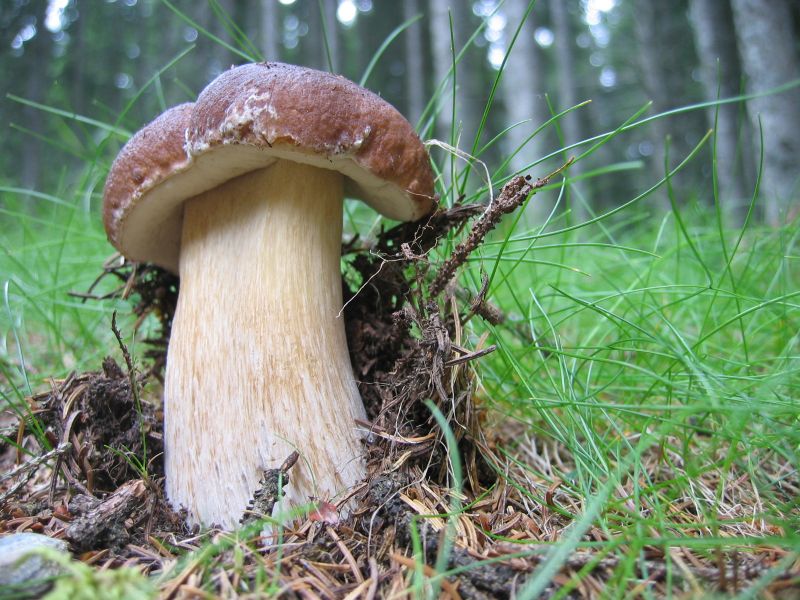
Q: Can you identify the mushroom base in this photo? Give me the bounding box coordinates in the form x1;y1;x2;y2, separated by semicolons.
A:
164;160;367;528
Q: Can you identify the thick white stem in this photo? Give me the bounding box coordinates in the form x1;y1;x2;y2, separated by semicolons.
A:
164;160;366;528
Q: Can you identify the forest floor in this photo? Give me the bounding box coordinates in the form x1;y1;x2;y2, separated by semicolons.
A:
1;174;799;598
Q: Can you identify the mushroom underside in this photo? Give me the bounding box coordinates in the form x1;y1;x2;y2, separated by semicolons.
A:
114;144;423;273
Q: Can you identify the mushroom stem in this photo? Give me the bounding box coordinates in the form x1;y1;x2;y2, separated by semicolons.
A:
164;159;366;528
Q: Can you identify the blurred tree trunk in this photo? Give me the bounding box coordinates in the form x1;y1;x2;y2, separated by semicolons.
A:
501;0;552;222
428;0;456;195
429;0;456;144
549;0;586;222
322;0;339;71
452;1;485;149
428;0;484;196
305;1;339;71
70;0;87;115
689;0;753;223
633;0;705;210
20;0;51;192
731;0;800;225
403;0;426;126
260;0;280;61
215;0;236;61
305;2;322;69
139;1;183;111
429;1;485;144
196;1;232;80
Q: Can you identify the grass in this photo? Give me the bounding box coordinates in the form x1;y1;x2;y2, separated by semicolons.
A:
0;185;137;387
475;209;800;594
2;3;800;598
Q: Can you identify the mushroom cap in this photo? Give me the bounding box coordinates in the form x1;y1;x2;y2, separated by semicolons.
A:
103;63;436;272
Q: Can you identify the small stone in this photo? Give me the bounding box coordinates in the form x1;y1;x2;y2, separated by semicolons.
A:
0;532;69;595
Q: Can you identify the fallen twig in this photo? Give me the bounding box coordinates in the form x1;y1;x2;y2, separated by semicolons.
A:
429;159;573;298
0;442;72;504
443;345;497;367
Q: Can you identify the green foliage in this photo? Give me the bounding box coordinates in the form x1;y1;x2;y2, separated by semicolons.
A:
0;547;154;600
0;186;133;385
41;550;154;600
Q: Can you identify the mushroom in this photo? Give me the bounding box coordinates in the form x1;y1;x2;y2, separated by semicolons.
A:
103;63;436;528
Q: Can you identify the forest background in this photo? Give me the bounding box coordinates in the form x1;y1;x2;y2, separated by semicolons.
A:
2;0;799;226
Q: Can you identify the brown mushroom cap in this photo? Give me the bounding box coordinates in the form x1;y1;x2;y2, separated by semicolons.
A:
103;102;194;269
103;62;436;273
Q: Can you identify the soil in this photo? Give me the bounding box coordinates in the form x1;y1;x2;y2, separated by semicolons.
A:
2;174;798;598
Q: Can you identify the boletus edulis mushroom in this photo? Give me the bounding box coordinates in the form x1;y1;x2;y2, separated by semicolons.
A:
102;63;436;528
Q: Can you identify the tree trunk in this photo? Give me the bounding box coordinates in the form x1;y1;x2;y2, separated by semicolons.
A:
500;0;552;222
428;0;485;196
20;0;51;193
322;0;339;71
731;0;800;225
71;0;87;115
403;0;426;126
452;0;485;150
549;0;586;222
306;1;323;70
689;0;755;223
429;0;456;145
633;0;705;210
428;0;457;196
260;0;280;61
196;1;235;80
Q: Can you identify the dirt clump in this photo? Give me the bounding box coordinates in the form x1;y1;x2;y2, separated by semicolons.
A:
31;356;163;492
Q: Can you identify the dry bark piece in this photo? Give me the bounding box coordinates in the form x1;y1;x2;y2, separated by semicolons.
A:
65;479;148;552
240;451;299;527
102;62;436;529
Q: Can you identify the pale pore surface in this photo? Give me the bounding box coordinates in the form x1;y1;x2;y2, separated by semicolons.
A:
164;160;367;528
112;144;429;272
